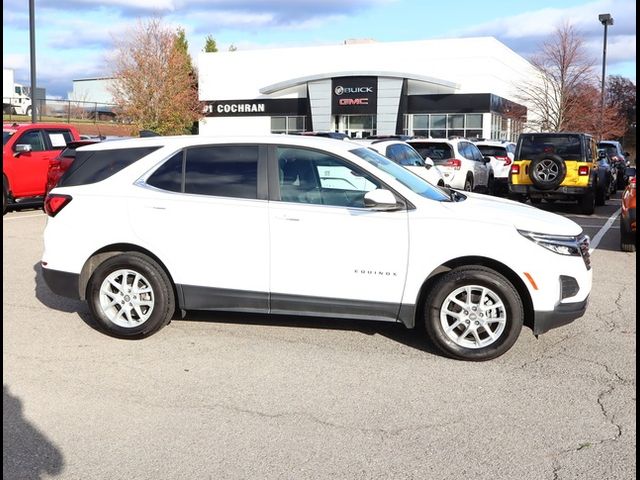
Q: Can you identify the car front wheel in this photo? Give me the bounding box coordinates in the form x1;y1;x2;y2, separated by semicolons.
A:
87;253;175;338
423;266;523;361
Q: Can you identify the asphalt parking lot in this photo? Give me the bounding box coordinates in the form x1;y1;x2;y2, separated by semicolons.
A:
3;196;636;480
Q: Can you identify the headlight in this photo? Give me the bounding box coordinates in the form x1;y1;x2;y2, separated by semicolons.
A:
518;230;591;270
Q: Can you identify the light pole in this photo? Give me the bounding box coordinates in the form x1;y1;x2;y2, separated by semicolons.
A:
598;13;614;140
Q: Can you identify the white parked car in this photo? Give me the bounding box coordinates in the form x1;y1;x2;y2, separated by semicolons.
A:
473;140;516;195
356;139;447;187
408;138;493;192
42;135;591;361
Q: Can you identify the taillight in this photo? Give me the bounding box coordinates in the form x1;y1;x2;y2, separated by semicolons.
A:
496;155;512;166
445;159;462;170
578;165;589;176
44;194;72;217
511;164;520;175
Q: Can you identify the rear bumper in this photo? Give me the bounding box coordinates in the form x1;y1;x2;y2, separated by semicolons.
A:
532;297;589;335
510;184;591;197
42;265;81;300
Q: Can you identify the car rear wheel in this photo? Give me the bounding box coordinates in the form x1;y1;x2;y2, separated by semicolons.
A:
579;190;595;215
620;219;636;252
87;253;175;338
423;266;523;361
464;176;473;192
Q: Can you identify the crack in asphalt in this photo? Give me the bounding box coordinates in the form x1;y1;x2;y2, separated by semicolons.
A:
518;333;575;370
176;402;465;438
594;290;626;333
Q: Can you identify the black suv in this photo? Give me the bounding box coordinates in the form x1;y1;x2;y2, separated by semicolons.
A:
509;133;601;214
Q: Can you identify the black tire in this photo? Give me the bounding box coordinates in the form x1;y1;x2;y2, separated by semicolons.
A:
87;252;175;338
579;190;595;215
620;220;636;252
423;266;524;361
529;155;567;190
529;197;542;205
463;176;473;192
595;179;606;206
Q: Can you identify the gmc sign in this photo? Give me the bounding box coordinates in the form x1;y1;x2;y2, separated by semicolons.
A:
332;76;377;114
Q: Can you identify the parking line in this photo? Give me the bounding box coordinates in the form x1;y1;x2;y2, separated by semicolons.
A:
589;208;621;253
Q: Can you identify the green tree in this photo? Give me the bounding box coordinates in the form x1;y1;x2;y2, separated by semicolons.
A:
110;18;202;135
203;35;218;52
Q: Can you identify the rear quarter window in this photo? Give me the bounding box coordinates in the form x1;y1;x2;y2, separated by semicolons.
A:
58;146;161;187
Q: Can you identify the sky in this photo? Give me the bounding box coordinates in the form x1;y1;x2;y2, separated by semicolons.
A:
2;0;636;98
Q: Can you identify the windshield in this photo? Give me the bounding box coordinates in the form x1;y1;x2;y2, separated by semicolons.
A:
408;142;454;166
3;131;14;146
384;144;426;167
518;134;583;161
350;147;450;201
477;145;507;157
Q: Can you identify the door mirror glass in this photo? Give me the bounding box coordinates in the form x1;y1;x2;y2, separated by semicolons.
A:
483;156;492;164
363;189;401;211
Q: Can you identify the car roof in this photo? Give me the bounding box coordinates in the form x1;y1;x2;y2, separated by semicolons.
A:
474;140;515;146
76;134;366;154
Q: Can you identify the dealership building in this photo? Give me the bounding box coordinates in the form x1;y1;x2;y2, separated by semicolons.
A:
198;37;534;140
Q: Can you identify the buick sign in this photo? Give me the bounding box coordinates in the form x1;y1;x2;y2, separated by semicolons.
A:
332;77;377;114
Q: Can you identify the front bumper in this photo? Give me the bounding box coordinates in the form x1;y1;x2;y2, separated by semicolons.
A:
532;296;589;335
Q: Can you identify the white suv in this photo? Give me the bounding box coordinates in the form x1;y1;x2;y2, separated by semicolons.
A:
42;135;591;361
408;138;493;192
473;140;516;195
355;139;447;187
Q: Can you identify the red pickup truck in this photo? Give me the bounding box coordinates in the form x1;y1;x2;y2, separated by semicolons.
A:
3;122;80;214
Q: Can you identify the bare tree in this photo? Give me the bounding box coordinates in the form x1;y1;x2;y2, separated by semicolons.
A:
517;23;596;132
110;18;201;135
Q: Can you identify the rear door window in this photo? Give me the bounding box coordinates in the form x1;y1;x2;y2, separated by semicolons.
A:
184;145;258;199
45;129;74;149
146;152;184;193
58;146;161;187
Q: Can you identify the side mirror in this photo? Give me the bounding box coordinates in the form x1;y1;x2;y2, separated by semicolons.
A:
483;156;492;164
624;152;630;157
598;151;606;158
14;144;32;156
364;189;401;211
424;157;435;168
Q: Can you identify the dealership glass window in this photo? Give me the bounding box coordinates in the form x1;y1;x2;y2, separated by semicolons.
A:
337;115;377;138
447;115;464;129
185;145;258;199
271;116;305;134
466;114;482;128
405;113;484;139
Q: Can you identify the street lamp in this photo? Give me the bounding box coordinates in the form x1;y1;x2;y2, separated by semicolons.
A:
598;13;614;139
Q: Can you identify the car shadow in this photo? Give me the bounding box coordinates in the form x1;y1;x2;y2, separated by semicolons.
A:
3;385;65;480
32;263;441;356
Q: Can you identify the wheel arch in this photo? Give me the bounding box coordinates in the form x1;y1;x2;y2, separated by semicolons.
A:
79;243;180;306
411;256;534;332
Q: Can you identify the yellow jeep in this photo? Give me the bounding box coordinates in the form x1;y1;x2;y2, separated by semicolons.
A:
509;133;600;214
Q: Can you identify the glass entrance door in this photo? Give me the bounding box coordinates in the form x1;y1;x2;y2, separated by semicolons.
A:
335;115;377;139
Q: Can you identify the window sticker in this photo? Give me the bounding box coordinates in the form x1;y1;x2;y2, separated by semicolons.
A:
49;133;67;147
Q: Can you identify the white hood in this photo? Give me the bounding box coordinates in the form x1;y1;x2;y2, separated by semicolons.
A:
441;191;583;236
